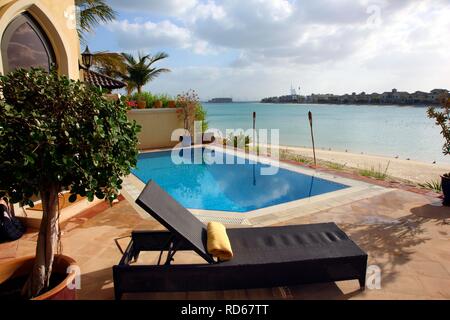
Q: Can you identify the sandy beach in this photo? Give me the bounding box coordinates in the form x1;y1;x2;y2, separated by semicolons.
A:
268;145;450;184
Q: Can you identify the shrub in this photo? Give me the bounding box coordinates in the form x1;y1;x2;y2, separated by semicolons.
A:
0;68;140;297
195;103;208;132
130;92;155;108
156;93;172;108
128;90;208;131
129;92;176;109
428;94;450;175
176;90;199;134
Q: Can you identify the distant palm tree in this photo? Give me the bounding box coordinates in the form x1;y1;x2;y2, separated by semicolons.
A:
121;52;171;94
76;0;117;43
92;51;126;78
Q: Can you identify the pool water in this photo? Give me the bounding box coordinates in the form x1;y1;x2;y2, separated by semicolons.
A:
132;148;349;212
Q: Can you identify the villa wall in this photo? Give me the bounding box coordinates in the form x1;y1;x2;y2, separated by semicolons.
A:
0;0;80;79
127;109;185;150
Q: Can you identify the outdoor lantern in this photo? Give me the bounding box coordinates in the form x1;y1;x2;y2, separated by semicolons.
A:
81;46;93;70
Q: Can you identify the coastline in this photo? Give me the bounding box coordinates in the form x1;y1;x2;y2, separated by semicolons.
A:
264;144;450;184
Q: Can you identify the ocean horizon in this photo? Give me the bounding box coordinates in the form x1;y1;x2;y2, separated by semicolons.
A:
203;102;448;164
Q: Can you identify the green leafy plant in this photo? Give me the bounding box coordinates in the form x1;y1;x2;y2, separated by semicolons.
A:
76;0;117;44
195;103;208;132
0;68;140;298
156;93;172;108
128;92;180;109
358;162;390;180
130;92;155;108
418;180;442;193
428;94;450;177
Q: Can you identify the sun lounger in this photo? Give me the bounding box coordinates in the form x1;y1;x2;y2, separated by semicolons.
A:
113;180;368;300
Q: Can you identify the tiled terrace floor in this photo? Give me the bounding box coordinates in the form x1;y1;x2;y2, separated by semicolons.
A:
1;187;449;300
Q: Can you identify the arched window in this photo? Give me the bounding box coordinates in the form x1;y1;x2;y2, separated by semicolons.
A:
1;13;56;73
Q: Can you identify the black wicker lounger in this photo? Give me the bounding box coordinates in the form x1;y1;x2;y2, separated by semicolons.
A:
113;180;368;300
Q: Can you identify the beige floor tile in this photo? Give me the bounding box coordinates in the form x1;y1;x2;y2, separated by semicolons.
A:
417;275;450;299
7;187;449;300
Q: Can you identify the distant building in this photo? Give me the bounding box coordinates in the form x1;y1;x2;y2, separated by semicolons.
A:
261;88;449;105
208;98;233;103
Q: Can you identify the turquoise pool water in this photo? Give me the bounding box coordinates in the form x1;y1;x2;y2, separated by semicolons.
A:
132;148;349;212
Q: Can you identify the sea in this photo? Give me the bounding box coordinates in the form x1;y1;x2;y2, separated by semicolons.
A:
203;102;448;164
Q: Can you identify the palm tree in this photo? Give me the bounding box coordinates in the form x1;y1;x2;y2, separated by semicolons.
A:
121;52;171;94
91;51;127;79
76;0;117;43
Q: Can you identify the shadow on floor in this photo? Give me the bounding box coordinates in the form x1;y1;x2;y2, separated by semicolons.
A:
78;266;363;300
341;202;449;287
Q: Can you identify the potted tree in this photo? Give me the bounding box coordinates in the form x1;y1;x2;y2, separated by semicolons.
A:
428;94;450;205
0;68;140;299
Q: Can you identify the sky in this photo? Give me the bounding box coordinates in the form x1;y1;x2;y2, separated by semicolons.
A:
84;0;450;101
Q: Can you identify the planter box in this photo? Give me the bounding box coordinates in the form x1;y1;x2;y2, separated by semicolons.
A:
14;195;102;229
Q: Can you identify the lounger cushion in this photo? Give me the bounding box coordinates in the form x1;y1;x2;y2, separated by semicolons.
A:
221;223;366;266
207;222;233;261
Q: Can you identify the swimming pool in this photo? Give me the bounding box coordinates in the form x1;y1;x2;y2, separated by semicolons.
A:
132;148;349;212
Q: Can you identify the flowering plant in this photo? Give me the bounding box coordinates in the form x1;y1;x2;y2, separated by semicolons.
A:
176;89;199;134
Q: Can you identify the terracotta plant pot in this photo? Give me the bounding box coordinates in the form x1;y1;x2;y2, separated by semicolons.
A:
441;175;450;206
167;100;176;108
153;100;163;109
137;100;146;109
0;255;78;300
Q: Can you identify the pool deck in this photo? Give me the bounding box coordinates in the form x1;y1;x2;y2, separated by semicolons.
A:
1;145;449;300
1;170;449;299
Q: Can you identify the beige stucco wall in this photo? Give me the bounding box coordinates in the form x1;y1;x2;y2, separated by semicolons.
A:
127;109;185;150
0;0;80;79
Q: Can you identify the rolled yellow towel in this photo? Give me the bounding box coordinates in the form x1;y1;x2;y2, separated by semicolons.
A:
207;222;233;261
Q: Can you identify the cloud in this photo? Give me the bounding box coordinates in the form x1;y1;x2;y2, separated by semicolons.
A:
107;0;198;15
100;0;450;99
107;19;190;49
106;19;213;54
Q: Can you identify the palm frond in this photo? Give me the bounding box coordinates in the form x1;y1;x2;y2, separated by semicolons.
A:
76;0;117;43
121;52;137;65
147;68;171;81
118;51;170;94
148;52;170;65
92;51;127;78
